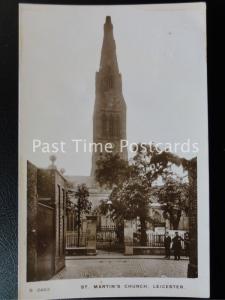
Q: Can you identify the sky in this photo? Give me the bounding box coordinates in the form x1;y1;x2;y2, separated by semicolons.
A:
19;3;207;175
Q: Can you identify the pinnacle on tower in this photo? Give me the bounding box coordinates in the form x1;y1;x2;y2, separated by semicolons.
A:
100;16;119;73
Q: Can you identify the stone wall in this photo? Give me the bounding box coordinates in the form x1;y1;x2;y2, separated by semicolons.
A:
27;162;67;280
37;168;67;274
37;169;54;199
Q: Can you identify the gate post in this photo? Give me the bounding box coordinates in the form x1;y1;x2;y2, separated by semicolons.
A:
86;215;97;255
187;158;198;277
124;220;134;255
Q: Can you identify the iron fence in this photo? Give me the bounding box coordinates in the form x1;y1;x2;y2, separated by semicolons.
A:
96;226;123;251
66;231;87;248
133;232;186;248
66;229;186;250
146;232;186;248
146;233;165;247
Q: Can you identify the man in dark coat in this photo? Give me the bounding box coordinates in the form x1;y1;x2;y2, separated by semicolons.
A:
184;232;190;257
164;232;171;259
172;232;183;260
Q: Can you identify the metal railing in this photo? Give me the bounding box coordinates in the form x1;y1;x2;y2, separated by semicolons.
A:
133;233;186;248
96;226;122;250
66;230;186;249
147;233;165;247
66;231;87;248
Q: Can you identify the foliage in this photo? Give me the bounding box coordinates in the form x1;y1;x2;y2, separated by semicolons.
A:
67;184;91;247
109;176;151;220
74;184;91;214
98;176;151;245
95;153;134;188
156;176;189;230
95;144;194;243
132;144;186;186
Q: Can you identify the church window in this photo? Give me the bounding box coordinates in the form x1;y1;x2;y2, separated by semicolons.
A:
109;114;114;136
108;76;113;89
101;114;107;137
114;115;120;137
103;75;113;89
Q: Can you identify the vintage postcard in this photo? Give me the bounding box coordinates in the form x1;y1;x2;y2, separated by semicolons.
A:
19;3;209;299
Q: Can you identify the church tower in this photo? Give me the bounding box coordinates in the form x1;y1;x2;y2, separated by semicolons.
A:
91;16;128;177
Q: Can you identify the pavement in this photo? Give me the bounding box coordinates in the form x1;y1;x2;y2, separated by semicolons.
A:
52;251;189;279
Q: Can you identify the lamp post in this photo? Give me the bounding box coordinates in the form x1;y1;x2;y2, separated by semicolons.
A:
107;200;112;217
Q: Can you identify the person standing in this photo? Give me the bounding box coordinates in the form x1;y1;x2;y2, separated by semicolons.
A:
172;232;183;260
184;232;190;257
164;232;171;259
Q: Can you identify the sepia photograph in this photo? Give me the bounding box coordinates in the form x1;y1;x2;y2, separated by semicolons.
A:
19;3;209;299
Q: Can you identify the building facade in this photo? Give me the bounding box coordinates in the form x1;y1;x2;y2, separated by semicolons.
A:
27;161;67;281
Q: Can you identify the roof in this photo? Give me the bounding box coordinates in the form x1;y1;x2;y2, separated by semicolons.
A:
65;175;95;188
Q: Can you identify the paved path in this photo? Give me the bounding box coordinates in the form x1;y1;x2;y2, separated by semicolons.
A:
52;253;189;279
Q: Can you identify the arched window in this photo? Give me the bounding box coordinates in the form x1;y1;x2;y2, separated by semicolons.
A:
102;74;114;90
105;75;113;89
101;114;107;137
115;115;120;137
109;114;114;137
109;76;113;89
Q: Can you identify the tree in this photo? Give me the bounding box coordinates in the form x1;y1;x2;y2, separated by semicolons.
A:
132;145;192;229
115;176;151;245
156;177;189;230
95;144;194;245
95;144;173;188
131;144;183;186
98;176;151;245
95;149;155;245
95;153;133;188
68;184;91;247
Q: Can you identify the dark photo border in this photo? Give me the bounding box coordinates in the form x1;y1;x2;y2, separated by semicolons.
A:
0;0;225;299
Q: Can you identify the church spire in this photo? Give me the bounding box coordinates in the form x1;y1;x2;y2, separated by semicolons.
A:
91;16;127;177
99;16;119;73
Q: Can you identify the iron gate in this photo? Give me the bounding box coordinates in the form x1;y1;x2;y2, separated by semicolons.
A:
96;226;123;251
